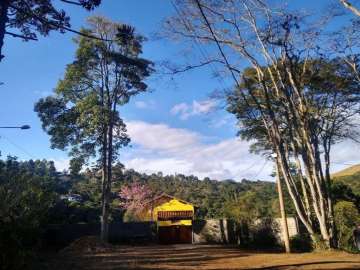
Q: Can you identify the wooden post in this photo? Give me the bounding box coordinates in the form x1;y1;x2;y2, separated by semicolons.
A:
275;158;291;253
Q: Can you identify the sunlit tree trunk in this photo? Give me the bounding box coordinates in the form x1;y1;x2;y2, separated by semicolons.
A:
275;159;291;253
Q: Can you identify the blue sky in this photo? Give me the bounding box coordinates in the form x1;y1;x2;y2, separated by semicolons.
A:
0;0;359;181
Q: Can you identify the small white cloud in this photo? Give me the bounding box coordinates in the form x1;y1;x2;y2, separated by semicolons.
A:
34;90;52;97
134;100;156;109
170;102;190;120
192;99;217;114
171;99;217;120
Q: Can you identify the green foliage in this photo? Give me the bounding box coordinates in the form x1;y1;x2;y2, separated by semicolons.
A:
1;0;102;61
334;172;360;197
34;16;153;171
227;58;360;160
115;169;279;220
0;157;57;270
334;201;360;251
331;181;360;210
223;190;275;223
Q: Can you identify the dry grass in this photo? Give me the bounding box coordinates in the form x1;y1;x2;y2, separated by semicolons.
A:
43;243;360;270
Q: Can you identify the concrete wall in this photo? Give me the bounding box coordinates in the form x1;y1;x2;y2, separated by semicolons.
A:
193;219;240;244
193;218;300;245
44;217;300;248
273;217;299;242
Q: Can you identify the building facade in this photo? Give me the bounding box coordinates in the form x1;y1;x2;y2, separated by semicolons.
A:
139;194;194;244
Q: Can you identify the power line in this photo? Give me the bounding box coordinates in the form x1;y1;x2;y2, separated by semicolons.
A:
171;1;229;90
193;0;242;91
0;134;36;159
330;161;358;166
252;159;269;179
237;158;264;176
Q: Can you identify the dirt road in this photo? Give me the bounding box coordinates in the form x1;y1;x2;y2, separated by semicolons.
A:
44;244;360;270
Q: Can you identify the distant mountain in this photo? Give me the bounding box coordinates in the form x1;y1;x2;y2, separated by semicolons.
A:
332;164;360;196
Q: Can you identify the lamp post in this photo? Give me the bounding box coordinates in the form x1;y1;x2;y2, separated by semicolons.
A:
271;153;291;253
0;125;30;130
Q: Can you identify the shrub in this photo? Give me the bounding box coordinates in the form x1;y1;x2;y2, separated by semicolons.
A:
334;201;360;252
0;158;55;269
250;218;280;250
290;234;313;252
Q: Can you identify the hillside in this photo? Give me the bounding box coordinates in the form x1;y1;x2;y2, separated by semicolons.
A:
332;164;360;196
332;164;360;178
113;170;282;219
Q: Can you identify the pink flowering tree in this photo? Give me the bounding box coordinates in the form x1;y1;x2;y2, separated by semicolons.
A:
118;182;153;221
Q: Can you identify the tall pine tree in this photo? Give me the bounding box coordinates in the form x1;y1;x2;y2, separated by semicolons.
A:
35;16;154;242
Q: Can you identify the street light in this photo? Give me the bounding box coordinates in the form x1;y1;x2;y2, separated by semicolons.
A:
0;125;31;130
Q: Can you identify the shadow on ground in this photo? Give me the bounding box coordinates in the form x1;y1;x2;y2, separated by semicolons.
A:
41;244;360;270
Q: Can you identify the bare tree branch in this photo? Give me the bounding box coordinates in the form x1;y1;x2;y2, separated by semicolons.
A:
60;0;82;6
339;0;360;17
5;31;37;41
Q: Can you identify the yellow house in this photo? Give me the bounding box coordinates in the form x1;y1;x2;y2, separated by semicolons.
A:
140;194;195;244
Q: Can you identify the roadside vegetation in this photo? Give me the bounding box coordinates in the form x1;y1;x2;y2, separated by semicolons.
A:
1;156;360;269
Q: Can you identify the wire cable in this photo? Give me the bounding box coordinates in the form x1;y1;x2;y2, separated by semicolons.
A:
0;133;36;159
252;159;269;179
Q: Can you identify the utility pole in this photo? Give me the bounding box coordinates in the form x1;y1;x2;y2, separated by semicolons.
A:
272;153;291;253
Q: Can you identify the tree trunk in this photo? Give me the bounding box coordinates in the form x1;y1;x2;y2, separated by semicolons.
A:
100;128;109;243
293;150;312;222
276;158;291;253
324;141;337;248
104;119;114;242
0;0;9;61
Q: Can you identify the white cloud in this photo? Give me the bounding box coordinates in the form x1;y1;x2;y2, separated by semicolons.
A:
124;120;360;180
330;139;360;173
124;120;273;180
52;157;70;172
49;121;359;180
209;114;236;129
171;99;217;120
134;100;156;109
126;120;200;153
125;157;192;175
